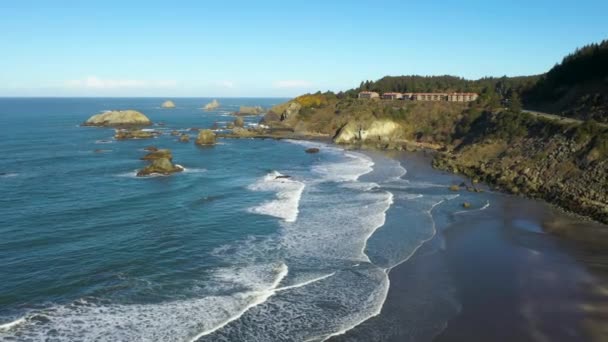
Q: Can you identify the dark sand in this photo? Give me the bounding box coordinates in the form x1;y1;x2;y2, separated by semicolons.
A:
331;151;608;342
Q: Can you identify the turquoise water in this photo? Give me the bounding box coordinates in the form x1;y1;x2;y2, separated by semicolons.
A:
0;98;491;341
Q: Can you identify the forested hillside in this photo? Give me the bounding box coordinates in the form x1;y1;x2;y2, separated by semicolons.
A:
523;39;608;122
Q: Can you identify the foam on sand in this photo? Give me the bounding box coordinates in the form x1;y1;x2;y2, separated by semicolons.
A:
247;171;305;222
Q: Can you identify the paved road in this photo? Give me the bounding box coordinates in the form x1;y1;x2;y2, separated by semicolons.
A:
522;109;584;125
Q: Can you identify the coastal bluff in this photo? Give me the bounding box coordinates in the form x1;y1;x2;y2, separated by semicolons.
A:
83;110;152;127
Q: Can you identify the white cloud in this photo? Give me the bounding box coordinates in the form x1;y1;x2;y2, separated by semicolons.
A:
65;76;177;89
218;80;235;88
273;80;313;88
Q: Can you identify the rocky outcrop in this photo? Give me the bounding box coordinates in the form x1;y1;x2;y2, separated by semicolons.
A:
141;149;172;161
433;134;608;225
305;148;320;154
161;100;176;109
195;129;216;146
137;158;183;177
114;129;158;140
203;100;220;111
236;106;264;116
334;120;405;145
84;110;151;127
137;148;183;176
234;117;245;128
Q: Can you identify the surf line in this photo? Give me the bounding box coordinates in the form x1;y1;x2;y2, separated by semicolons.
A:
188;265;336;342
322;195;458;341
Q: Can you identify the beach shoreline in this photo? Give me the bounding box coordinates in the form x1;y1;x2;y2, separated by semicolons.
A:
330;149;608;342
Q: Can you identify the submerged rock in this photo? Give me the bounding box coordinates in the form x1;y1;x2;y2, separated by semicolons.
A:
203;99;220;111
161;100;176;108
170;130;180;136
179;134;190;142
137;158;183;177
114;129;158;140
144;146;158;152
84;110;151;127
195;129;216;146
462;202;472;208
449;185;460;191
305;148;320;154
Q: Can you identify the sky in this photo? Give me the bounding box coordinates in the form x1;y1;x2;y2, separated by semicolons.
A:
1;0;606;97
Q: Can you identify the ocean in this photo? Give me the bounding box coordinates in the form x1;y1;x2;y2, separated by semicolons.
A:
0;98;495;341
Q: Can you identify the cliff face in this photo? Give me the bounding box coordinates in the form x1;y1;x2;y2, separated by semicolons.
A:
265;94;608;225
433;111;608;224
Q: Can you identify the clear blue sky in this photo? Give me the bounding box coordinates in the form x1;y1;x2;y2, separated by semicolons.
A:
1;0;606;97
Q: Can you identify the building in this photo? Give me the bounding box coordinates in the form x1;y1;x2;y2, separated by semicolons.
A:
447;93;478;102
399;92;478;102
382;92;403;100
358;91;380;99
412;93;448;101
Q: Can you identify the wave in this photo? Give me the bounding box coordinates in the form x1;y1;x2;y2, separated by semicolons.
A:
312;152;374;183
454;200;491;215
247;171;305;223
0;263;289;342
0;173;19;178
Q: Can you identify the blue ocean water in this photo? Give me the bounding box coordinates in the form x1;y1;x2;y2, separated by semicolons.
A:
0;98;491;341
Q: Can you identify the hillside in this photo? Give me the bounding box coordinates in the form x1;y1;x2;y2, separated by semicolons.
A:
523;39;608;122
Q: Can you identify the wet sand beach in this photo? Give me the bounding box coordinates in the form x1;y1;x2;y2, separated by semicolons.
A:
332;151;608;342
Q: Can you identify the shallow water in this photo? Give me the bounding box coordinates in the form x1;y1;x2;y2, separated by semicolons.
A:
0;98;471;341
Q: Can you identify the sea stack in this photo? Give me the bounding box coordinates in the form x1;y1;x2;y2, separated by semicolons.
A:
161;100;176;109
195;129;217;146
203;99;220;111
136;148;183;176
83;110;152;127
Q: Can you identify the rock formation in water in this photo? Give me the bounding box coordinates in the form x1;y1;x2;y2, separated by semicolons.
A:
203;99;220;111
195;129;217;146
141;149;172;161
161;100;176;109
84;110;152;127
234;117;245;128
137;157;183;177
179;134;190;142
114;129;158;140
305;148;320;154
236;106;264;116
137;148;183;176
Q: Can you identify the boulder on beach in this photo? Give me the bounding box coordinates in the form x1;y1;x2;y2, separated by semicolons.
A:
236;106;264;116
179;134;190;142
449;185;460;191
137;158;183;177
84;110;152;127
203;99;220;111
141;149;172;161
114;129;158;140
305;147;320;154
195;129;217;146
161;100;176;108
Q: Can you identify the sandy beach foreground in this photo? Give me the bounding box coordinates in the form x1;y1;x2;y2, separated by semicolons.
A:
331;151;608;342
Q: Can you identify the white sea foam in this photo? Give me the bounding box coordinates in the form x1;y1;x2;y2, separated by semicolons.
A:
0;173;19;178
247;171;305;222
312;152;374;183
0;263;289;342
0;318;25;331
454;200;491;215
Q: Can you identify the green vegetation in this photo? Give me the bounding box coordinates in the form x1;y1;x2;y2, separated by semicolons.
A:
523;39;608;122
